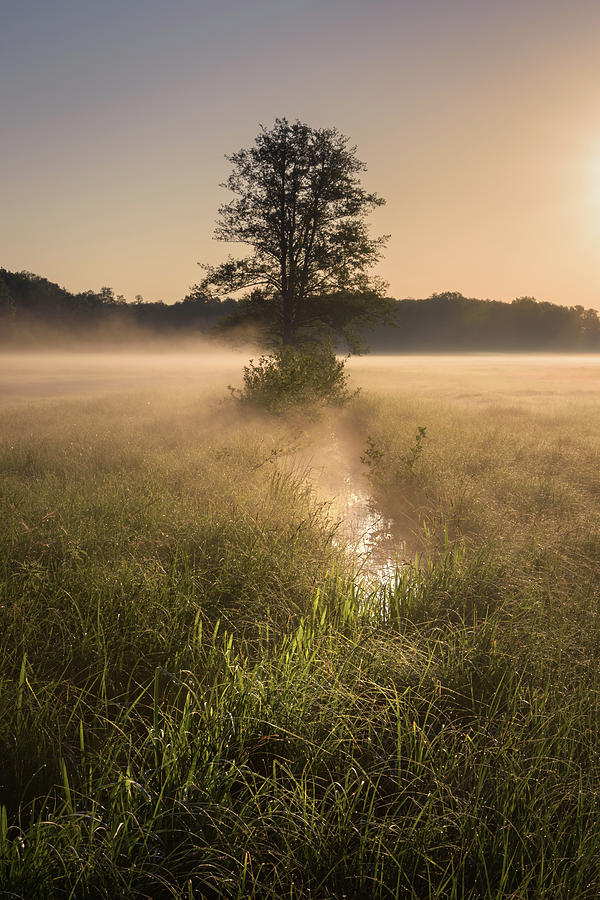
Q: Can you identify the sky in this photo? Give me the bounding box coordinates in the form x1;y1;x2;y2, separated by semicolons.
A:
1;0;600;307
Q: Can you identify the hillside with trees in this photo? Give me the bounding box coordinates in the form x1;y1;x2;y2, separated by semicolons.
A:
367;291;600;351
1;268;599;351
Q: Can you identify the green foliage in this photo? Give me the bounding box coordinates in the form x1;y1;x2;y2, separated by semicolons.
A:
361;425;428;482
360;433;385;472
403;424;428;472
231;343;359;413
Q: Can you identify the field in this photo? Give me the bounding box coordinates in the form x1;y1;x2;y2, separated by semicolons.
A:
2;351;600;898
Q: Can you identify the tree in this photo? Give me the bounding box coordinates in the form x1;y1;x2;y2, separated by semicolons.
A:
0;271;15;319
197;118;389;346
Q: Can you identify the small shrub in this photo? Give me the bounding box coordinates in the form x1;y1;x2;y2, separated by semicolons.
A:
360;434;385;475
403;424;427;473
361;426;428;483
230;343;359;413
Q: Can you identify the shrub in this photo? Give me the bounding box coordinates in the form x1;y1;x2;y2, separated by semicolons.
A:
231;343;358;413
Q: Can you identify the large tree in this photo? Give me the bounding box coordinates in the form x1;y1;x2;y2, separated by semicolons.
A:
198;118;389;346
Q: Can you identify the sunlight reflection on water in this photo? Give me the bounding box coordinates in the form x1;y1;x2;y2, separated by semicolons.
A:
320;430;410;586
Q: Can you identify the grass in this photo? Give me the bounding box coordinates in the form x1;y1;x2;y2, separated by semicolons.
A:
1;353;600;897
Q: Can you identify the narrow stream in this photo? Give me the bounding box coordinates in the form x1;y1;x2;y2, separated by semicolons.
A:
335;482;404;582
302;427;411;584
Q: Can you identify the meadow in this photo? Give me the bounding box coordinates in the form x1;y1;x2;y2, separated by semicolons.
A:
1;351;600;898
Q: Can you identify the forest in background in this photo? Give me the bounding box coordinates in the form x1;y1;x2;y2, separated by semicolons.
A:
2;267;600;351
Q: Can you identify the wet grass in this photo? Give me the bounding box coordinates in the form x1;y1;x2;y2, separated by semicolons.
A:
2;360;600;898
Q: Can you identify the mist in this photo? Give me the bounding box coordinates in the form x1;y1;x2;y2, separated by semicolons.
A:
0;342;263;404
6;349;597;579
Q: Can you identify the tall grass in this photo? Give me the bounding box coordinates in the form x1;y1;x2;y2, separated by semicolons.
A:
2;364;600;897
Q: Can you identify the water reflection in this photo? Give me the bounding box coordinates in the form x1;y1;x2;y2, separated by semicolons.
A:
336;482;409;584
313;430;410;585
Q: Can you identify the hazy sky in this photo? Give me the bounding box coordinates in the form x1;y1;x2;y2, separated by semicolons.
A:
2;0;600;307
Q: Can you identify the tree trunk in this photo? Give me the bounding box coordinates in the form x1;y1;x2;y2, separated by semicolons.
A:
281;289;295;345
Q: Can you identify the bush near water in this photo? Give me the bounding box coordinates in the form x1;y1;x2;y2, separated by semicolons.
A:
230;343;358;413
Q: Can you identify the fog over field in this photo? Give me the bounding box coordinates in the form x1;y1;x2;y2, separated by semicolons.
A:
0;348;252;400
4;350;600;896
3;350;600;575
4;350;600;400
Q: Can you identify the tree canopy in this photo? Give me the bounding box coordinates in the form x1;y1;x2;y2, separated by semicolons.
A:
197;118;390;346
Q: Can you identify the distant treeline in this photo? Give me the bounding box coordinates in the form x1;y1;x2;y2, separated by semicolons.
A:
365;292;600;351
2;268;599;351
0;269;237;340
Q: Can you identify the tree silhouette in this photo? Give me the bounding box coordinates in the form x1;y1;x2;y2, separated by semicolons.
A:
197;118;389;346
